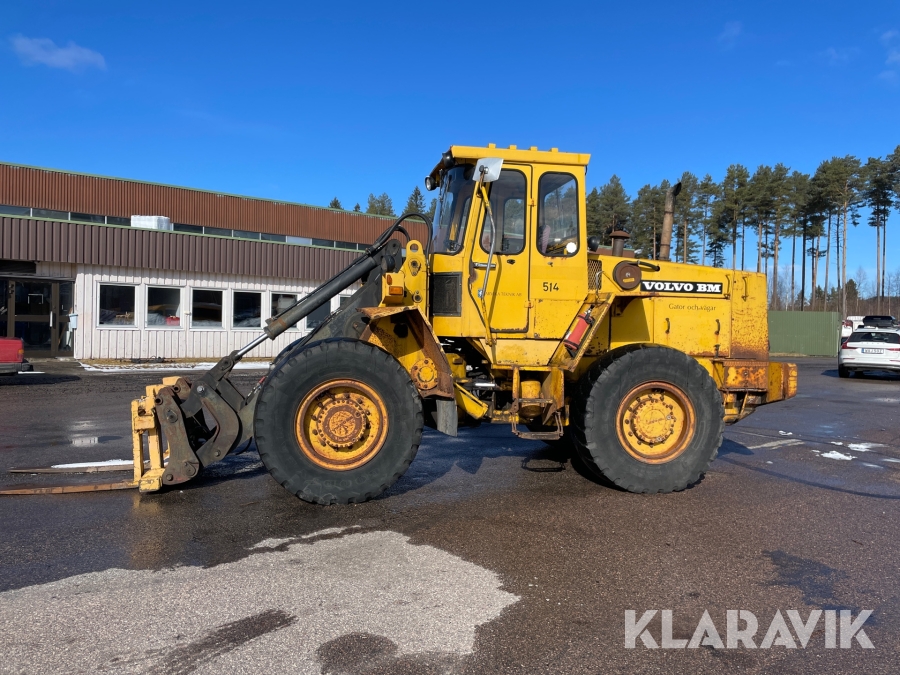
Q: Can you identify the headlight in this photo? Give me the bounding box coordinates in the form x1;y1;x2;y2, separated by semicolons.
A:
424;175;437;191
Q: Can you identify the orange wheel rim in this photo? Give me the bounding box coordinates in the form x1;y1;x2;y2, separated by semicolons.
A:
295;379;388;471
615;381;695;464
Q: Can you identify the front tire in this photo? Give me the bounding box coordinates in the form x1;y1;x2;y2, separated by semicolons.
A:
254;339;423;504
838;365;850;378
571;345;723;494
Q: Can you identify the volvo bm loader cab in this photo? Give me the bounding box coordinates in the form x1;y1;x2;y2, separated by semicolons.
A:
113;144;797;505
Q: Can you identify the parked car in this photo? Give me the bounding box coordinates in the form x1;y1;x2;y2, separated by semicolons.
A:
841;316;865;339
0;337;34;376
860;315;898;329
838;328;900;378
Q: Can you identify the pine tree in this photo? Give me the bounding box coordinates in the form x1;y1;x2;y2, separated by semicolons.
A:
366;192;396;217
785;171;811;310
673;172;700;263
354;203;361;212
812;157;861;315
722;164;749;270
862;157;894;309
747;165;776;276
695;174;721;266
585;187;603;238
630;182;668;259
404;186;427;214
768;163;791;309
705;199;731;267
593;176;631;244
328;197;343;210
426;198;437;222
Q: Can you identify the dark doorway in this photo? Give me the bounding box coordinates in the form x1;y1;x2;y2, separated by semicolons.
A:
1;279;74;357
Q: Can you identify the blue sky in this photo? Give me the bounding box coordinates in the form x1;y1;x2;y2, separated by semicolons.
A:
1;1;898;290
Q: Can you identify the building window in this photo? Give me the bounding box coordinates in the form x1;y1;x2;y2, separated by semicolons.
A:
191;289;223;328
234;291;262;328
32;208;68;220
233;230;261;240
173;223;203;234
306;299;332;331
99;285;136;326
147;287;182;327
71;212;105;223
204;226;232;237
537;173;579;257
271;293;298;329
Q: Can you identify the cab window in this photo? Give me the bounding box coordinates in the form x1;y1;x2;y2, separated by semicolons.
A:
537;173;579;257
480;169;527;255
432;165;476;254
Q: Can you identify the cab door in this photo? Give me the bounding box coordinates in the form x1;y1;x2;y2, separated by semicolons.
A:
529;169;588;339
469;166;531;334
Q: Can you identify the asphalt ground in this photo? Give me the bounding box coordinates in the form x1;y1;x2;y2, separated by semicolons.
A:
0;357;898;674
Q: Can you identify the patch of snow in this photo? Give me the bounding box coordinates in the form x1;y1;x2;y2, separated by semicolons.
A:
747;438;803;450
250;527;361;550
861;463;884;469
51;459;132;469
300;526;359;539
821;451;855;461
0;530;519;673
778;431;793;436
250;537;294;550
847;443;883;452
882;458;900;464
830;441;844;446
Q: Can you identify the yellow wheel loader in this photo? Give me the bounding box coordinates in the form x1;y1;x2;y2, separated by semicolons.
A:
119;145;796;504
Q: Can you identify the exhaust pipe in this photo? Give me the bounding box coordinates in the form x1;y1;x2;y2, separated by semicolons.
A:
609;230;630;257
657;181;682;262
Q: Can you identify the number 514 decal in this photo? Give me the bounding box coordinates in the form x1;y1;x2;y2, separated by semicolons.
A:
542;282;559;292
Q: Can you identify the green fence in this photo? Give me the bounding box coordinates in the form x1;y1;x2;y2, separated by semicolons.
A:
767;311;841;357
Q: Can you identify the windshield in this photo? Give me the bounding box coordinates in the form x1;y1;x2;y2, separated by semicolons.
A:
432;165;476;254
848;331;900;344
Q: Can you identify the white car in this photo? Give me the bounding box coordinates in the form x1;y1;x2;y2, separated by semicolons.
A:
841;316;864;339
838;328;900;378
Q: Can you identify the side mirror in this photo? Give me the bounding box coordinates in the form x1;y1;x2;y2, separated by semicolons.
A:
473;157;503;183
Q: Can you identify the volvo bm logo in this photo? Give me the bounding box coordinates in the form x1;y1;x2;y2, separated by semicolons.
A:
641;280;723;294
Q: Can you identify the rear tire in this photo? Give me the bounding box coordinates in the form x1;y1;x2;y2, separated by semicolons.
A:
838;365;850;378
254;339;423;504
571;345;723;494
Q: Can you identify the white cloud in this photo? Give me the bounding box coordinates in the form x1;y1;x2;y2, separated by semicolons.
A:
717;21;742;48
820;46;857;65
10;35;106;71
878;28;899;83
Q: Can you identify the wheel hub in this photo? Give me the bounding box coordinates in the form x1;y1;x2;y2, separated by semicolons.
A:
626;394;676;445
616;382;695;464
315;394;368;448
295;380;388;470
